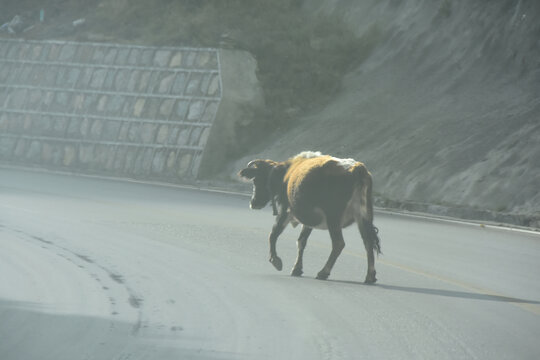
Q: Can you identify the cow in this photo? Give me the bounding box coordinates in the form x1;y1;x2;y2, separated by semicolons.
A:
238;151;381;283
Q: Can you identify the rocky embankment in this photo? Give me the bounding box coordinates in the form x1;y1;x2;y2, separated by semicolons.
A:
231;1;540;228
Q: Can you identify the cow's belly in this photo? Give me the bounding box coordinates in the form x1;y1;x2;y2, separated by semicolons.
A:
293;201;356;230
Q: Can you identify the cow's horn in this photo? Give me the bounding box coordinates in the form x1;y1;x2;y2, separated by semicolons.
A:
247;160;262;168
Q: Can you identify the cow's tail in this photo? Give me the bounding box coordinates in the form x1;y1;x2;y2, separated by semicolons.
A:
353;163;381;255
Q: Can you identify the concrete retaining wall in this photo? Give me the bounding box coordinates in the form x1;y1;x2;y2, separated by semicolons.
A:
0;39;224;180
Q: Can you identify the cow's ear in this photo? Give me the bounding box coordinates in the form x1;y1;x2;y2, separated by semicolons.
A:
238;167;257;180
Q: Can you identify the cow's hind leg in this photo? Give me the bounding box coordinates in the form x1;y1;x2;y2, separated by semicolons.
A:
358;219;378;284
291;225;312;277
316;222;345;280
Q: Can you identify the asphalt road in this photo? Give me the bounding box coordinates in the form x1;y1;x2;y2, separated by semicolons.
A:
1;168;539;360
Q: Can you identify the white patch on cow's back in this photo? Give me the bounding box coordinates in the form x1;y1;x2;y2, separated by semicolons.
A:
332;157;357;170
295;151;322;159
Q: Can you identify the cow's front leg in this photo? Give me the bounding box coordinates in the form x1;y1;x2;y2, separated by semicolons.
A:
291;225;312;276
268;211;289;271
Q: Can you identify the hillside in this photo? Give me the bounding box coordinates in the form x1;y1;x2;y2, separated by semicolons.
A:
233;0;540;226
2;0;539;227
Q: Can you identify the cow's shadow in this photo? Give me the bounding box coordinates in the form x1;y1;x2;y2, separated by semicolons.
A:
324;278;540;305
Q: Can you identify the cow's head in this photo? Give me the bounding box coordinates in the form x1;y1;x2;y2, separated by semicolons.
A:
238;159;277;210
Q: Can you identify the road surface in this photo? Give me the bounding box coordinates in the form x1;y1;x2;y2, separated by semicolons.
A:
1;168;539;359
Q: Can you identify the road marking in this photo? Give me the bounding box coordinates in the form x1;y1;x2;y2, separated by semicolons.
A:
376;209;540;236
0;164;249;197
305;239;540;316
343;247;540;316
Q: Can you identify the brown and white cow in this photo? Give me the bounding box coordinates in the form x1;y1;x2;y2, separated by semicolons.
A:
239;151;381;283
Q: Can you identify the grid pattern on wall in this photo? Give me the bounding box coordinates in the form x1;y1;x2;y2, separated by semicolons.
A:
0;39;222;179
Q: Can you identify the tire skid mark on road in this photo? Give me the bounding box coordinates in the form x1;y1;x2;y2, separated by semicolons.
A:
4;224;145;334
314;330;345;360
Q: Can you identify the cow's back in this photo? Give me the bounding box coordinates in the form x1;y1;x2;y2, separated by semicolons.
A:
284;156;356;228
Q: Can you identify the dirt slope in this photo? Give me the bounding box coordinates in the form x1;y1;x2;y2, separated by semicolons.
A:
232;1;540;226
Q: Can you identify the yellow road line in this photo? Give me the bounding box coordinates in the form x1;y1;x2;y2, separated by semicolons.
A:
323;243;540;316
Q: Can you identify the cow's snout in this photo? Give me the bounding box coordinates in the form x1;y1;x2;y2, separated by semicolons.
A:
249;183;271;210
250;200;266;210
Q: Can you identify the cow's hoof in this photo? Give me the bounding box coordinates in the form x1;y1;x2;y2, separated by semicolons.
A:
269;256;283;271
316;271;329;280
364;272;377;284
291;268;303;277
